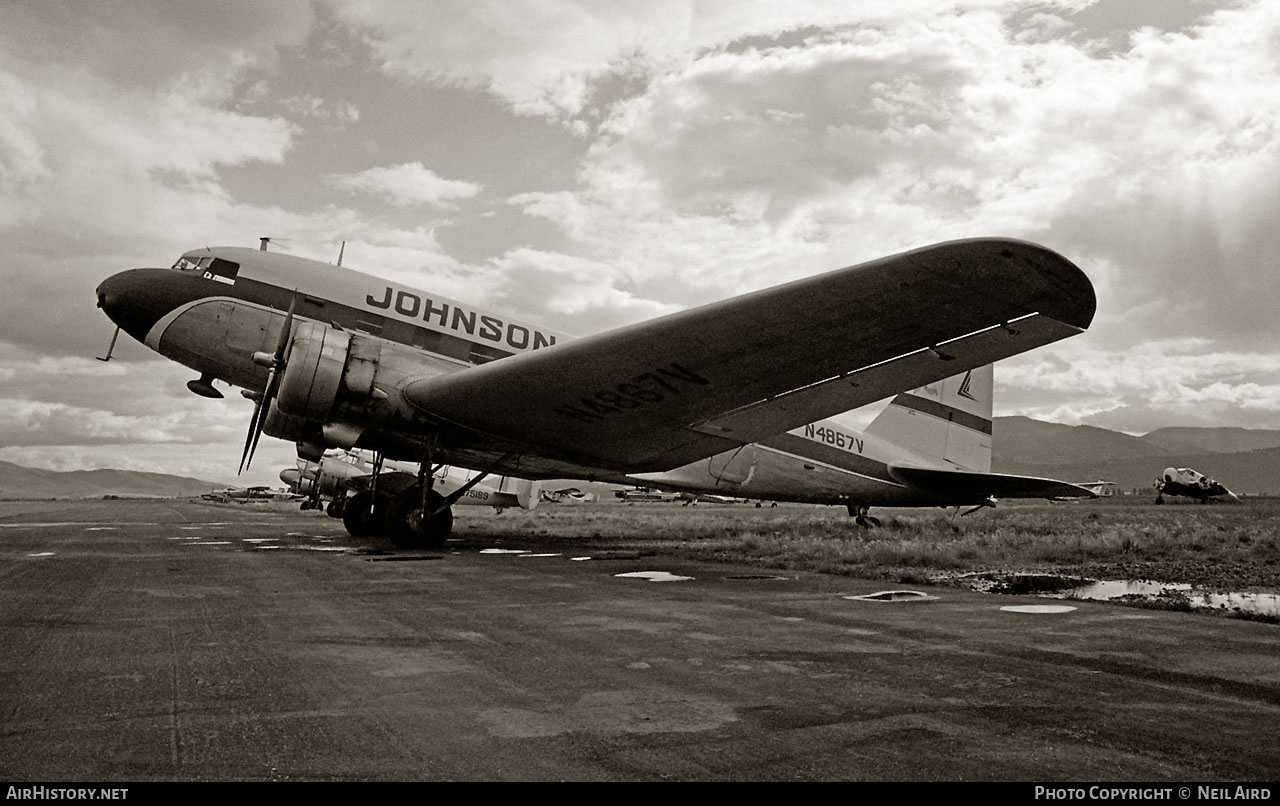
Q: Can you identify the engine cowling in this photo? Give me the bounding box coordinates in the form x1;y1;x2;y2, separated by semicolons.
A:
267;320;456;452
262;398;309;443
278;321;351;421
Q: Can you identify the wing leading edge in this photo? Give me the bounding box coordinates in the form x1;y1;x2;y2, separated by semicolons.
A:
403;238;1096;474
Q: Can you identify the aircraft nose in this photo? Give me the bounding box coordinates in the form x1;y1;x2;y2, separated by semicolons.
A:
96;268;181;344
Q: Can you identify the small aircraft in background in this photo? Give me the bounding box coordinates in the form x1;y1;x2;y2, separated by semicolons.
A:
202;485;302;503
1074;480;1117;497
614;487;681;503
677;492;747;506
539;487;598;504
1154;467;1240;504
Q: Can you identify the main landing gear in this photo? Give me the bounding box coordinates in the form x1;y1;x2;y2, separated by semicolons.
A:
341;485;454;548
847;503;880;528
384;485;453;550
337;449;510;550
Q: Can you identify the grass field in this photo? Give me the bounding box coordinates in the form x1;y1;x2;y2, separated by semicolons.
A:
453;497;1280;598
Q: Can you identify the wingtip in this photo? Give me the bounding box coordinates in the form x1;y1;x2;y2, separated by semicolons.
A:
913;238;1098;333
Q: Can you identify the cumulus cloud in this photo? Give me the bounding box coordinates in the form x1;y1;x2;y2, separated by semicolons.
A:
333;0;993;119
995;339;1280;431
485;2;1280;347
325;162;482;208
281;94;361;123
0;341;293;484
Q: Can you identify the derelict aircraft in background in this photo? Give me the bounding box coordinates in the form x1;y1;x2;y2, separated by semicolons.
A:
1154;467;1240;504
96;236;1097;547
280;449;537;527
201;485;303;503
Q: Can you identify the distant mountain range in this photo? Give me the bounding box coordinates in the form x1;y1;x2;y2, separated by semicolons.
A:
993;417;1280;495
0;461;226;500
3;418;1277;500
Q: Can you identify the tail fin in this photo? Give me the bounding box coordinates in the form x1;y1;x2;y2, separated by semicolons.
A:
863;364;994;472
515;479;542;510
497;475;542;510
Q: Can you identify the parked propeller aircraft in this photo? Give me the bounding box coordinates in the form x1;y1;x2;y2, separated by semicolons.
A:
280;449;540;531
614;487;683;503
539;487;598;504
202;485;303;503
96;237;1096;546
1154;467;1240;504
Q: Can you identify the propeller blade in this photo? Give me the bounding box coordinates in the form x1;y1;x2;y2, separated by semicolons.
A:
237;294;297;474
239;395;266;475
273;294;297;356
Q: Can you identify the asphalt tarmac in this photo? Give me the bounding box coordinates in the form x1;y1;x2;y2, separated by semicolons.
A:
1;499;1276;781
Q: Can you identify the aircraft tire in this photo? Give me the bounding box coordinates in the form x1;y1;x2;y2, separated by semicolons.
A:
343;490;386;538
326;498;345;519
385;486;453;550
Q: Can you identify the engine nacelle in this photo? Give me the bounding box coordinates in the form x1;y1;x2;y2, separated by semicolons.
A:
270;320;457;452
278;321;351;421
262;398;309;442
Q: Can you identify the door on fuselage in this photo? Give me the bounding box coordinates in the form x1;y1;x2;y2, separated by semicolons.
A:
708;445;757;486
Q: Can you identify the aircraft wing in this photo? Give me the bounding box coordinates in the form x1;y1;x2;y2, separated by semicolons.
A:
888;465;1099;501
402;238;1095;474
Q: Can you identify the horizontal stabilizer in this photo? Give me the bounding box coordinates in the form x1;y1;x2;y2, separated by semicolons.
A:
888;464;1099;501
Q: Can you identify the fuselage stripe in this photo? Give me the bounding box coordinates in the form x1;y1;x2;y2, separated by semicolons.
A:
161;272;527;367
887;393;992;435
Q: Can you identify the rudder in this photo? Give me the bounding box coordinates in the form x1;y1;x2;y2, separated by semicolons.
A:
863;364;994;471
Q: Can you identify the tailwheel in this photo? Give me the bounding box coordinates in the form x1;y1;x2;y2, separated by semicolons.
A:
385;484;454;550
342;490;387;538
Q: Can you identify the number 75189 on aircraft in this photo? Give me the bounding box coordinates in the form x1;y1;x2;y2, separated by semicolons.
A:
96;237;1097;548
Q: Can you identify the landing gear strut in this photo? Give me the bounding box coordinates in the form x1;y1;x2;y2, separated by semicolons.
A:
847;503;880;528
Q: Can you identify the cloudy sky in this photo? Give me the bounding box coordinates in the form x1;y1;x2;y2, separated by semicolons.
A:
2;0;1278;486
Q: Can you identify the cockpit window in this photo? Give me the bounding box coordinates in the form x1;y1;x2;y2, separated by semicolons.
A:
171;255;240;284
172;255;212;272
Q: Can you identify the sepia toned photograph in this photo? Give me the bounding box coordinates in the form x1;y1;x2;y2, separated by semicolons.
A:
1;0;1277;785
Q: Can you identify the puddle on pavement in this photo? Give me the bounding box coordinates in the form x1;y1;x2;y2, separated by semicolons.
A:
844;590;938;602
615;571;694;583
1001;604;1078;614
962;573;1279;619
